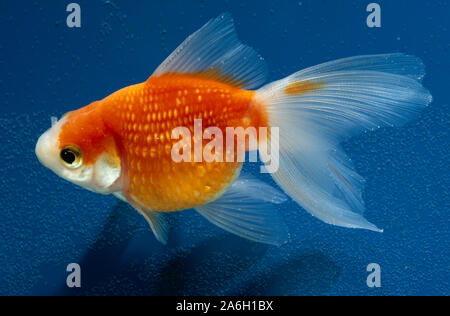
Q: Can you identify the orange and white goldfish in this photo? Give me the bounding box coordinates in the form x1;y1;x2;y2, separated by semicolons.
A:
35;13;432;245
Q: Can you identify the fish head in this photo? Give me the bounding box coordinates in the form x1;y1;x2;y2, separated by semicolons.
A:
35;103;122;194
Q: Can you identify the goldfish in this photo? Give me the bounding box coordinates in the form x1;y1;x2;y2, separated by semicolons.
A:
35;13;432;245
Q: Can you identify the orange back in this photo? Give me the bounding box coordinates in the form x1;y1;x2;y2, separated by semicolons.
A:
101;74;265;211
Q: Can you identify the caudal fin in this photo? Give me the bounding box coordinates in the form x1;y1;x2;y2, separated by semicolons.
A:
257;54;432;232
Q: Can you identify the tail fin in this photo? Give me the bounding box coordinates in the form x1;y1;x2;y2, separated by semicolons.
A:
257;54;432;232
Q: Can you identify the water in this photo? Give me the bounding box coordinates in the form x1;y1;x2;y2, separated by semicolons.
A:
0;0;448;295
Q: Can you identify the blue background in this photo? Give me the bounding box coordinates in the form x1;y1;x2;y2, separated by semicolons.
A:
0;0;448;295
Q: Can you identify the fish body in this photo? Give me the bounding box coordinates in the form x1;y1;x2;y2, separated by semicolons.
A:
36;14;432;245
95;74;259;211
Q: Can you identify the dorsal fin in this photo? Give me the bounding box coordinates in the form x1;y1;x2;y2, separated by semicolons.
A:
151;13;268;90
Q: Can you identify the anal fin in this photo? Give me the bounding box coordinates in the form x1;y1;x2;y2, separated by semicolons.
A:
195;175;289;246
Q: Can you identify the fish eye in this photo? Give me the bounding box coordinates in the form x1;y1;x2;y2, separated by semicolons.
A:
60;145;82;168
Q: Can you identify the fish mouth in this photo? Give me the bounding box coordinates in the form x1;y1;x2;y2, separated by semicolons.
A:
35;129;55;169
35;116;66;170
35;131;46;164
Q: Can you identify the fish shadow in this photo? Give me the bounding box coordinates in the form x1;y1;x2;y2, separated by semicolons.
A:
57;202;268;295
150;235;268;295
58;201;143;295
56;202;340;296
241;251;341;296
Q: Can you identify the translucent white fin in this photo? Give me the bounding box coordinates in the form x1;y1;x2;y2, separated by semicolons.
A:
195;175;289;246
151;13;268;89
136;206;169;244
294;53;426;81
117;193;169;244
50;116;58;127
113;192;127;203
257;54;432;232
